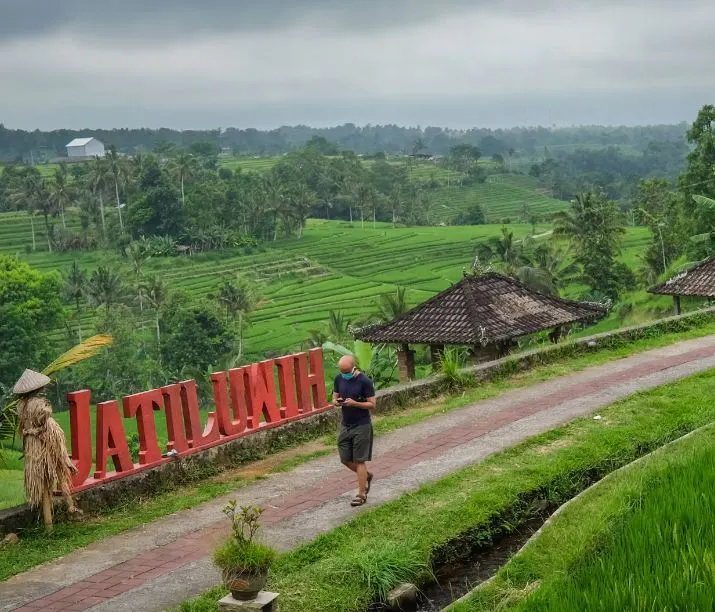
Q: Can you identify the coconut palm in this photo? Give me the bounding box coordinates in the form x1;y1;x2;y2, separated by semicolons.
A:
63;260;87;342
140;276;168;346
9;169;42;251
86;266;125;312
106;145;129;232
125;242;151;311
47;164;76;230
476;226;528;277
87;157;110;235
170;151;198;208
374;287;408;322
286;183;316;238
216;277;261;359
389;185;404;228
263;175;284;241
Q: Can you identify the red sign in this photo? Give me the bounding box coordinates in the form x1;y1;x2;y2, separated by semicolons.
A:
67;349;328;492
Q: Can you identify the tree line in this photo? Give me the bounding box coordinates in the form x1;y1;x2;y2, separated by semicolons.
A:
0;121;688;162
477;105;715;309
0;141;495;253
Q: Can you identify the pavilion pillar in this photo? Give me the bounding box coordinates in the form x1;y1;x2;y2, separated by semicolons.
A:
397;343;416;382
673;295;681;315
429;344;445;371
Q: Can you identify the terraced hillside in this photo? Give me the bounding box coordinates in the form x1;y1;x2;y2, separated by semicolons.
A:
429;180;567;223
0;203;654;358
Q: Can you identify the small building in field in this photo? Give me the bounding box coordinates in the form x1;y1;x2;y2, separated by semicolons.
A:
648;256;715;314
66;137;105;159
354;272;606;382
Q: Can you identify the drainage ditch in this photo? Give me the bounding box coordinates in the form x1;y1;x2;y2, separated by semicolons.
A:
415;516;546;611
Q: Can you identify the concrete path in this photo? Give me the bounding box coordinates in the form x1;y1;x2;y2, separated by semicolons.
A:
3;335;715;612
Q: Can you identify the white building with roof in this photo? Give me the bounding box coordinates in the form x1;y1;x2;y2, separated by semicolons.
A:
66;137;105;159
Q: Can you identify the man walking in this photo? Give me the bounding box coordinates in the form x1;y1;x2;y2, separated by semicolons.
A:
333;355;376;506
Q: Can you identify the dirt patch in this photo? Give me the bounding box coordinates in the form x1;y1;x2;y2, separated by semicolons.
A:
531;437;575;455
212;439;332;483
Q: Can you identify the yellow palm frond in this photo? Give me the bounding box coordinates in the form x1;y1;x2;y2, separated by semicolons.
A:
43;334;114;377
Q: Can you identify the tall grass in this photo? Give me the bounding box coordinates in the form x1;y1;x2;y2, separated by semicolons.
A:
520;433;715;611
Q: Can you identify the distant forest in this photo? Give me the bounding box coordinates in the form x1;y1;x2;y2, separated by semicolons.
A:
0;122;689;162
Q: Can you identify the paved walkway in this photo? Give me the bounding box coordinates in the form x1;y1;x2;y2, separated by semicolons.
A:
3;335;715;611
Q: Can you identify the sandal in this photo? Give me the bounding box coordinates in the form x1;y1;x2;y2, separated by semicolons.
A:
366;472;373;494
350;494;368;507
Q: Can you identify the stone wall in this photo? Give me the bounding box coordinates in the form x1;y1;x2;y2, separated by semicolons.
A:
2;306;714;534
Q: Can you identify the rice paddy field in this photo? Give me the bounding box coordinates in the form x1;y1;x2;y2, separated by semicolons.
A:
453;422;715;612
0;200;654;357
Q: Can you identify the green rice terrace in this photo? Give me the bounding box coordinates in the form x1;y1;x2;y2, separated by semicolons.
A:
0;207;654;357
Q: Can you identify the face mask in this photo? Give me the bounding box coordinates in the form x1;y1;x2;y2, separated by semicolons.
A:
341;369;356;380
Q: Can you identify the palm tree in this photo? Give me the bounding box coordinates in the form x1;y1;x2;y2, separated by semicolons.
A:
88;157;109;235
47;164;76;230
171;151;198;208
526;244;579;295
125;242;151;311
9;170;42;251
374;287;409;322
304;328;329;349
86;266;125;312
355;184;377;229
287;183;316;238
326;310;351;341
106;145;128;232
33;180;57;252
476;226;527;277
263;175;284;241
389;185;404;228
63;261;87;341
216;277;261;359
140;276;167;346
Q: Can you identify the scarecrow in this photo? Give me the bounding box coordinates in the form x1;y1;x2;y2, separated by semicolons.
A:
13;369;81;528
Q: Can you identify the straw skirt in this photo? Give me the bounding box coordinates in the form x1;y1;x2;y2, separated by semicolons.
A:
18;396;75;507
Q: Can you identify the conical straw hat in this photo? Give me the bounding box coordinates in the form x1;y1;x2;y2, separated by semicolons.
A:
13;369;51;394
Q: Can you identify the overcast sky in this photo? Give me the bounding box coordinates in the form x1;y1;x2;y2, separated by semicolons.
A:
0;0;711;131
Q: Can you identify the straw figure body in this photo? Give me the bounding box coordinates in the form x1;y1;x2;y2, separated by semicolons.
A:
14;369;80;528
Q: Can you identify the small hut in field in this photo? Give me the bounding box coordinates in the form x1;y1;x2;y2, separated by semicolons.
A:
354;272;606;382
648;256;715;314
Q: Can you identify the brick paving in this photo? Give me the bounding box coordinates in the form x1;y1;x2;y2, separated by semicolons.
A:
4;336;715;611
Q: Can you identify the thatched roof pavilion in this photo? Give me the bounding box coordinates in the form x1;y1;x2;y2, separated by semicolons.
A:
648;256;715;314
355;272;606;381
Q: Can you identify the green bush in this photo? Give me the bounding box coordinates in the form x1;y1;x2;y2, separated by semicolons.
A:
213;539;276;573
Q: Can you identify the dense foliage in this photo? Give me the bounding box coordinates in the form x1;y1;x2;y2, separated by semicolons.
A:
0;256;64;388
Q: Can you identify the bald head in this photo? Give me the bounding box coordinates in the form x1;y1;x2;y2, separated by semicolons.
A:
338;355;356;373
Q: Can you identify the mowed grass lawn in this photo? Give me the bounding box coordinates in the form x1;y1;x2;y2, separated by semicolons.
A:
452;423;715;612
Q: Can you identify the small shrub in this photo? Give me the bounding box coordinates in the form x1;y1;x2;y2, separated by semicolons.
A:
439;348;473;391
213;539;276;573
212;501;276;572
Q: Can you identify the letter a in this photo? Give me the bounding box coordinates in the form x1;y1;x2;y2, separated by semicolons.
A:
95;401;133;480
68;390;93;487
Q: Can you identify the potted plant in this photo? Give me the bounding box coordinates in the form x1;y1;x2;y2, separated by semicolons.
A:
213;501;276;601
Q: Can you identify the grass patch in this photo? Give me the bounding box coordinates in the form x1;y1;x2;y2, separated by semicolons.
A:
452;424;715;611
176;368;715;612
3;316;715;577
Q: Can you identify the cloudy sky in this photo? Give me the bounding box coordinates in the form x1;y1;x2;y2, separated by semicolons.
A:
0;0;712;130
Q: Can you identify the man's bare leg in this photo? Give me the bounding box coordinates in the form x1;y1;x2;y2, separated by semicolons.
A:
355;462;369;496
342;461;357;473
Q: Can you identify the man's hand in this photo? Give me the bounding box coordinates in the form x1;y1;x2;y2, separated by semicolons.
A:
341;398;357;407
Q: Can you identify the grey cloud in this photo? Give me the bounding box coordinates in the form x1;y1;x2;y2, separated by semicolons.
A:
0;0;713;129
0;0;674;41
